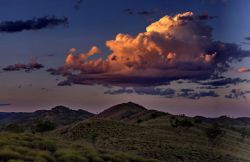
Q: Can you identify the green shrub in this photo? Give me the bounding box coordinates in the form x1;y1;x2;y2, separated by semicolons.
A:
55;150;88;162
32;121;56;133
170;118;194;128
205;123;225;145
4;124;24;133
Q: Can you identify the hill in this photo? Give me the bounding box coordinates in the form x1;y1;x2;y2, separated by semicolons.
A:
0;106;94;128
55;117;250;162
194;116;250;130
1;102;250;162
53;103;250;162
94;102;147;121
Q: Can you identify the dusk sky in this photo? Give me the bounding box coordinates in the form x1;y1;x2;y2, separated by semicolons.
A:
0;0;250;117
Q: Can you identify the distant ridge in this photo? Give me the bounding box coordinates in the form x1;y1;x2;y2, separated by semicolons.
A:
0;106;94;127
95;102;147;120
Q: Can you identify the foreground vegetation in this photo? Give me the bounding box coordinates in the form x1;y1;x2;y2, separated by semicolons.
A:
0;132;159;162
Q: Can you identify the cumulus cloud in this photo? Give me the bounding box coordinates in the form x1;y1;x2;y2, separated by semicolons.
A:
225;89;250;99
48;12;250;87
3;58;44;72
0;16;68;33
238;67;250;73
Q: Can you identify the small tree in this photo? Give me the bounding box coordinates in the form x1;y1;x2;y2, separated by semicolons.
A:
178;119;194;128
170;117;178;128
170;117;194;128
32;120;56;133
240;127;248;141
205;123;225;145
4;123;24;133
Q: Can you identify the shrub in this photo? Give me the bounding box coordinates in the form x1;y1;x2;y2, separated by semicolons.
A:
137;119;143;124
32;121;56;133
205;123;225;145
4;124;24;133
170;118;194;128
194;119;202;124
55;150;88;162
240;127;250;141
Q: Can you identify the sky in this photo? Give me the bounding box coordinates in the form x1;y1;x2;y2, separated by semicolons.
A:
0;0;250;117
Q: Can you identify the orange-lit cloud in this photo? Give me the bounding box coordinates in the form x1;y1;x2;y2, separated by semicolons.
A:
238;67;250;73
3;58;44;72
49;12;250;86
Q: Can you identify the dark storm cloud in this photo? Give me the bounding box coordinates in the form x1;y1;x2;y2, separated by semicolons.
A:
177;89;219;100
2;59;44;72
225;89;250;99
0;16;68;33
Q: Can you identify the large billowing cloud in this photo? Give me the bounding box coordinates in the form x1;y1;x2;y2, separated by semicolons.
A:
49;12;249;87
0;16;68;33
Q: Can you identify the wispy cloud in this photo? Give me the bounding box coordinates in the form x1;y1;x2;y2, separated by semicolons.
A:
0;103;11;107
225;89;250;99
3;58;44;72
104;87;219;100
0;16;68;33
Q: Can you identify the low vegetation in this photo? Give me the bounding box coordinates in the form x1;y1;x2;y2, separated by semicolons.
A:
0;132;159;162
1;102;250;162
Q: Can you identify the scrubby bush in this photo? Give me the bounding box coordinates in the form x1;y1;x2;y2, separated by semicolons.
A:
32;121;56;133
205;123;225;145
170;117;194;128
239;127;250;141
4;124;24;133
194;119;202;124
